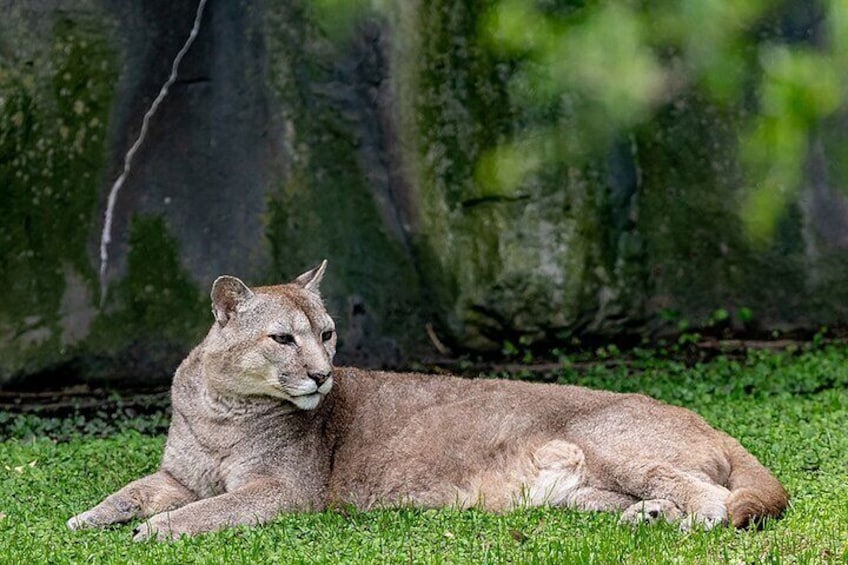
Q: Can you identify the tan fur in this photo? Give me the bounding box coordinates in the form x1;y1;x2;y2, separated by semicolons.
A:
67;262;789;540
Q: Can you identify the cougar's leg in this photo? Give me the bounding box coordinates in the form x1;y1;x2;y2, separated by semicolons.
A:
605;462;730;529
523;440;639;512
67;471;197;530
132;477;307;541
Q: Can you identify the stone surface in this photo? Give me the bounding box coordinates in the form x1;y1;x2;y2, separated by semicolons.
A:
1;0;847;386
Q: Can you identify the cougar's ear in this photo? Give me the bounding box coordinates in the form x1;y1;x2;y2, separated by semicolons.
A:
291;260;327;294
211;276;255;327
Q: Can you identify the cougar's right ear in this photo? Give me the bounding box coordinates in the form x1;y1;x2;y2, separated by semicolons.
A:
211;276;255;327
291;260;327;294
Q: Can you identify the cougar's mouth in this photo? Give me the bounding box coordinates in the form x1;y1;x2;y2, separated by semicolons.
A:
288;391;323;410
275;375;333;410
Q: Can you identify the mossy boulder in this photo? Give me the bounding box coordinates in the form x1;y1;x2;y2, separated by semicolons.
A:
389;0;848;351
263;0;428;365
2;1;848;388
0;7;118;381
0;1;431;386
389;0;641;350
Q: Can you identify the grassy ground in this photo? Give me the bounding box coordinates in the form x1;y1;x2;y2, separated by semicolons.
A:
1;346;847;564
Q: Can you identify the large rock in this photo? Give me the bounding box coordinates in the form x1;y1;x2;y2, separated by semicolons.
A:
389;0;848;349
1;0;847;387
389;0;638;350
1;1;122;382
0;0;427;386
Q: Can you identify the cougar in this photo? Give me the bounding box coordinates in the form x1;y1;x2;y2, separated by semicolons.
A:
67;261;788;541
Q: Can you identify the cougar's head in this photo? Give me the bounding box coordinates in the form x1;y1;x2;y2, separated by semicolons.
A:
203;260;337;410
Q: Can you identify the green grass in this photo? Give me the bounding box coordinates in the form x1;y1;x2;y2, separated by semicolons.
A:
2;346;847;563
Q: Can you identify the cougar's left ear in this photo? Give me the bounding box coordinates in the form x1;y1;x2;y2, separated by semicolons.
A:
292;260;327;294
211;275;255;327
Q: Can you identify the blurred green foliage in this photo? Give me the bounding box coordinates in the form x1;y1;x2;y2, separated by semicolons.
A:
482;0;848;243
312;0;848;245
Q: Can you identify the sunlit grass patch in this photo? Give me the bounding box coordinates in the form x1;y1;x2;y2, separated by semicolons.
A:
1;347;846;563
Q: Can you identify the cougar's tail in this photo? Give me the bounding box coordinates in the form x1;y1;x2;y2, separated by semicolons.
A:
723;434;789;528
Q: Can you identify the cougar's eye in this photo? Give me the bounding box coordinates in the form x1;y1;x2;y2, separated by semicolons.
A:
321;330;334;342
270;334;296;346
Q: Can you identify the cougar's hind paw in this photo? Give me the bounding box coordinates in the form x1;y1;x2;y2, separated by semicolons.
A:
620;499;684;526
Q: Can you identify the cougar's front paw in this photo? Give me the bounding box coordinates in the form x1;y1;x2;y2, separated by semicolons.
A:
67;510;98;530
67;497;140;530
67;505;129;530
132;513;186;542
620;499;684;526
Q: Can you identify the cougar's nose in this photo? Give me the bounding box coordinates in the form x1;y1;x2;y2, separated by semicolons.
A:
308;371;331;387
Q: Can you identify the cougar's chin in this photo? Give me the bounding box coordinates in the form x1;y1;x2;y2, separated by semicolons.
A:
289;393;323;411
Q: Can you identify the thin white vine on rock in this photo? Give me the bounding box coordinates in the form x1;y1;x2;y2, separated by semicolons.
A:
99;0;209;304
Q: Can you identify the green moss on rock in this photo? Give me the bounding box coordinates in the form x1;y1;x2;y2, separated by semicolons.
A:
392;0;619;349
264;0;425;360
635;93;812;330
89;215;207;350
0;15;117;378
